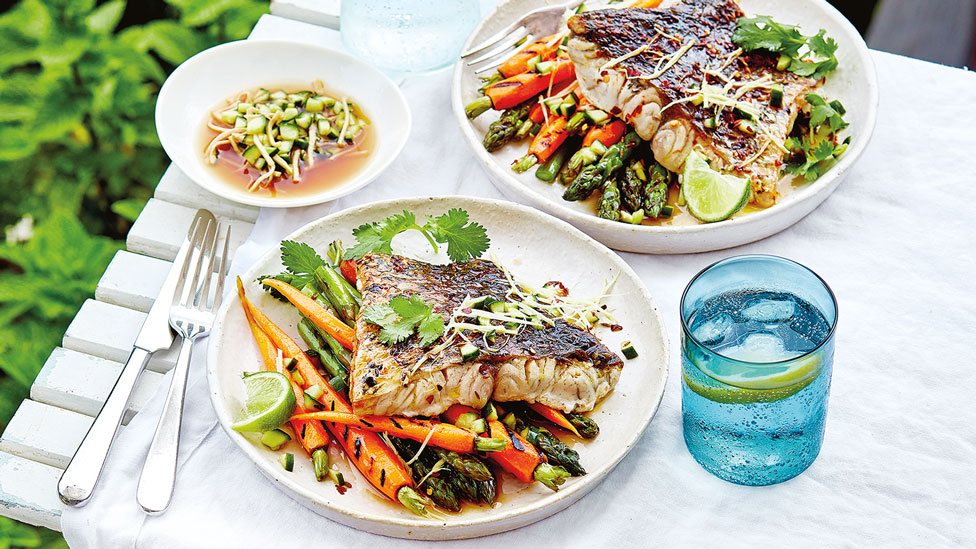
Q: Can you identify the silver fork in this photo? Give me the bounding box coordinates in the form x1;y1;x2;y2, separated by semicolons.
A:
461;0;582;74
135;219;231;514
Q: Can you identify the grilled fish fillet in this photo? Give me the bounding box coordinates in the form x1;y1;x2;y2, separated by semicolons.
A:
566;0;819;206
350;254;623;417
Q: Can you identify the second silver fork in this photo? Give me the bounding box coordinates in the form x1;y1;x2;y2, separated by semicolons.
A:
136;218;231;514
461;0;582;74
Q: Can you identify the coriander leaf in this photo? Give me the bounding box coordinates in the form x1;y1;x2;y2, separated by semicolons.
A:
389;295;433;324
804;93;827;107
361;303;398;326
425;208;490;262
359;294;445;347
280;240;326;275
417;313;446;347
733;15;804;55
378;320;415;345
808;140;836;163
809;104;834;128
344;211;421;260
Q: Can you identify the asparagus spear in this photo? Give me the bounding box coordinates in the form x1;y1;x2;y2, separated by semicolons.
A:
566;412;600;439
389;436;497;507
563;130;641;201
478;72;504;93
483;103;531;152
313;265;360;323
522;426;586;476
300;286;353;368
502;406;586;476
326;240;345;265
597;175;622;221
642;162;671;217
388;437;460;511
436;449;493;482
297;317;349;383
560;146;597;185
621;160;646;213
535;137;578;182
450;466;497;504
442;450;497;504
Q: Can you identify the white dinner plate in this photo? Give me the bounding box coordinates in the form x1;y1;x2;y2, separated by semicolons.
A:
156;40;411;208
452;0;879;253
207;196;669;539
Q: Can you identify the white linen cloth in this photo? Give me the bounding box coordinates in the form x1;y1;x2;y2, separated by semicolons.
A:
62;15;976;548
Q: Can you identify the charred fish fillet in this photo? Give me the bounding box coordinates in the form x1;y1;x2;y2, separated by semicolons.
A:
566;0;819;206
351;254;623;417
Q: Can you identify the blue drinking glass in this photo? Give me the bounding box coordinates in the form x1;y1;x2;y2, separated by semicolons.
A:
680;255;838;486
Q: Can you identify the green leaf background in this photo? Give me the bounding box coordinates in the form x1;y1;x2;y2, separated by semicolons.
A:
0;0;267;543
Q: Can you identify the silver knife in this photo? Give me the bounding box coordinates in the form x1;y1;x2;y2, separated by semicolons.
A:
58;209;218;506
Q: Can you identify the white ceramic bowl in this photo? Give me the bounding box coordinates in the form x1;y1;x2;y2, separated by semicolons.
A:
156;40;411;208
207;196;669;539
452;0;879;253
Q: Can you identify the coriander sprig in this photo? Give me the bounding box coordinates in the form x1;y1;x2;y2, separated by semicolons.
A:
733;15;839;81
362;295;446;347
343;208;489;263
783;93;850;181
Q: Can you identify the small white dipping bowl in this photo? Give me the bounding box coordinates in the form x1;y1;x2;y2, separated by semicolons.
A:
156;40;411;208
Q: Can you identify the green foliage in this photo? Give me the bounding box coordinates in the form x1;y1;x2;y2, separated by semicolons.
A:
0;0;266;235
0;0;266;543
0;210;120;405
0;517;67;549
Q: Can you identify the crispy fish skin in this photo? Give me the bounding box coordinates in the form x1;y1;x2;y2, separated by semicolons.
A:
567;0;819;206
350;254;623;417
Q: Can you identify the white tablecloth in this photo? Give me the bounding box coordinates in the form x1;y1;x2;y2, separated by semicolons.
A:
61;16;976;548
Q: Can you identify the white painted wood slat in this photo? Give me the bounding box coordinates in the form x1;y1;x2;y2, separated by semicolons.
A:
62;299;177;374
154;165;260;223
31;347;164;422
95;250;172;313
0;453;63;530
126;198;253;262
0;401;91;469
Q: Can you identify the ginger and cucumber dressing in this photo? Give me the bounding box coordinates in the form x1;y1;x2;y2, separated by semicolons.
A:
201;80;374;199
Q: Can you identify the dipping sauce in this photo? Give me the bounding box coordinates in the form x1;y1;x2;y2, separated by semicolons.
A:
201;80;374;198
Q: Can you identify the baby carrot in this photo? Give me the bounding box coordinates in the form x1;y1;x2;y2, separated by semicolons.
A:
237;278;331;454
485;59;576;111
527;402;582;437
497;34;559;77
260;278;356;350
291;411;506;453
529;116;570;163
528;102;545;124
513;116;570;172
583;119;628;148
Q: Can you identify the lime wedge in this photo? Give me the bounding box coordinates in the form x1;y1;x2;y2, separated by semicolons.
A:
681;150;751;222
683;370;817;404
231;371;296;433
700;351;824;390
683;346;825;404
